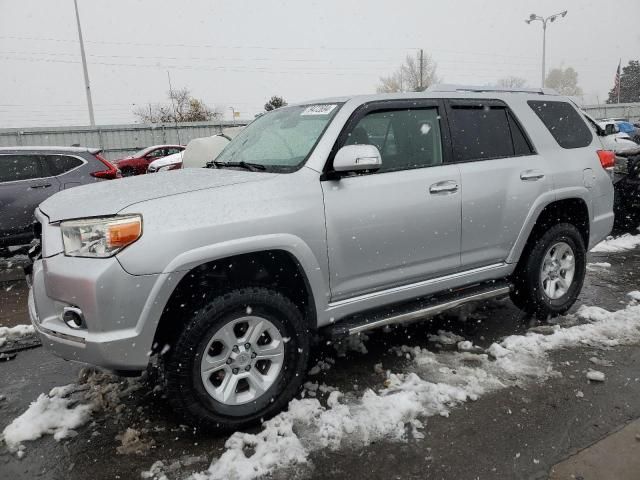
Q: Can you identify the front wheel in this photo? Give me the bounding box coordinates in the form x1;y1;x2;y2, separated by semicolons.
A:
510;223;586;320
164;287;310;431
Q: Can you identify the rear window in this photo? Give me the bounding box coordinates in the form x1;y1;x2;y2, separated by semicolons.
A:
528;101;592;149
45;155;84;176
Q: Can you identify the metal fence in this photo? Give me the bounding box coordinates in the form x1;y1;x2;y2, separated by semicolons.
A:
0;120;249;160
582;102;640;123
1;103;638;161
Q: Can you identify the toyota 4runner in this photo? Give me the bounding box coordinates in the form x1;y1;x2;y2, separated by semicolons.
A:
27;85;614;430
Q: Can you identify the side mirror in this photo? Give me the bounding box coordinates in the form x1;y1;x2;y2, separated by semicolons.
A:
333;144;382;173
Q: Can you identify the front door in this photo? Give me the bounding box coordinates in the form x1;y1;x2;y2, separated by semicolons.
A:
321;100;462;301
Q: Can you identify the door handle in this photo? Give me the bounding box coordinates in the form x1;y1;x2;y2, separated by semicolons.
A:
29;183;52;189
520;170;545;181
429;180;459;194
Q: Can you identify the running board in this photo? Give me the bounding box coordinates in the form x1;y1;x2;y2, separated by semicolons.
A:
326;281;512;337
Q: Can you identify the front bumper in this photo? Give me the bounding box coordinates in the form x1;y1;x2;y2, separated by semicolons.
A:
28;253;164;371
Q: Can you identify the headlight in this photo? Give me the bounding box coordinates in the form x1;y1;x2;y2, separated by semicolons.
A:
60;215;142;258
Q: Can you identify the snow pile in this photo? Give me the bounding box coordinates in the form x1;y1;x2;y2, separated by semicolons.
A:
0;324;35;348
586;262;611;271
193;301;640;480
1;385;93;450
591;231;640;253
427;329;465;345
1;369;142;453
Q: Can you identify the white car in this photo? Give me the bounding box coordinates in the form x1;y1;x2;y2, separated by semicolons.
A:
181;126;245;169
147;151;184;173
147;127;244;173
598;120;638;153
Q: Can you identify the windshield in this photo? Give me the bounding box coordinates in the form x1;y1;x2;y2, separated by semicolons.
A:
131;146;154;157
215;103;341;171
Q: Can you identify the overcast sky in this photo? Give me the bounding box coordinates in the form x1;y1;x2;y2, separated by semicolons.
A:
1;0;638;128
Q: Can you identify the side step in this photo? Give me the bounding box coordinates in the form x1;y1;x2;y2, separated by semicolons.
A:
326;280;512;338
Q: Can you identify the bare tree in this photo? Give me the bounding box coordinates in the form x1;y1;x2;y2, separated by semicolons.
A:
496;76;528;88
133;88;221;123
377;52;439;93
545;67;583;96
264;95;288;111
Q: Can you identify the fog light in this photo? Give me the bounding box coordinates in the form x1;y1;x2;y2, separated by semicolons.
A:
62;306;85;329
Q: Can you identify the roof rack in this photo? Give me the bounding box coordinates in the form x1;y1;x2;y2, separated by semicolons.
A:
427;84;559;95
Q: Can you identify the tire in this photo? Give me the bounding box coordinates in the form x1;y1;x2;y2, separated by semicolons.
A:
510;223;586;320
120;167;135;177
163;287;310;431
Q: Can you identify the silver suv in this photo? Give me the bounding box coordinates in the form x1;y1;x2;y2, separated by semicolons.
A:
27;86;614;429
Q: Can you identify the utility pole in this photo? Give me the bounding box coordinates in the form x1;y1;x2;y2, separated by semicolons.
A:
73;0;95;126
525;11;567;88
541;22;546;88
419;49;424;91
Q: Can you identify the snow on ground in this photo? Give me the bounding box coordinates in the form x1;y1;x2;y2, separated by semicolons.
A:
186;300;640;480
591;231;640;253
1;369;141;453
586;262;611;271
427;329;465;345
0;324;35;348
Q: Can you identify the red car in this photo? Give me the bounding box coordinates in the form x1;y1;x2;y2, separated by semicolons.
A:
113;145;185;176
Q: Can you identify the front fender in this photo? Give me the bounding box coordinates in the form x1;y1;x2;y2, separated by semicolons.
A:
165;233;328;316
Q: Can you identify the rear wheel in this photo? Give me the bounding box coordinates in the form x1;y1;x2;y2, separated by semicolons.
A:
510;223;586;320
120;167;135;177
164;287;310;430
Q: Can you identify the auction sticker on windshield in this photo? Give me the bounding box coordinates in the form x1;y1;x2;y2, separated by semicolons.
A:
301;104;338;115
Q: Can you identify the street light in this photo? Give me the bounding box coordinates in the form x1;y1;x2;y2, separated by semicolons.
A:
525;10;568;88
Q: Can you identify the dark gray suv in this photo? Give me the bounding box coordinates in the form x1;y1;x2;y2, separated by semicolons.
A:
0;146;120;248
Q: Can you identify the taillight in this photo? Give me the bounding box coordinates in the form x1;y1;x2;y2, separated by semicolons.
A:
91;154;121;179
597;150;615;170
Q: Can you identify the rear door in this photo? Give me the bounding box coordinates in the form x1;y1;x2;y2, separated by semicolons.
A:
321;99;462;301
0;154;59;237
43;154;87;190
446;99;550;267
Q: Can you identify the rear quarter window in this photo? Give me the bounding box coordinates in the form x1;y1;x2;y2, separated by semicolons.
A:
45;155;84;176
528;100;593;149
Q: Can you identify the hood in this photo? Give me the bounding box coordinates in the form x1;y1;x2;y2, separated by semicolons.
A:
39;168;277;222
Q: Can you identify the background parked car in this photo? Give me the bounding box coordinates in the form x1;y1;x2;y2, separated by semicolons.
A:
0;146;120;247
614;121;640;143
113;144;184;176
613;145;640;229
598;120;638;152
181;127;245;169
147;151;184;173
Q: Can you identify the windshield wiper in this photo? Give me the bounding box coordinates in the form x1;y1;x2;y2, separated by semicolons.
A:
208;160;266;171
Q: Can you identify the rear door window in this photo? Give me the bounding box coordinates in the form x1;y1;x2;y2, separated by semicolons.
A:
448;105;514;162
0;155;44;182
45;155;84;176
528;100;593;149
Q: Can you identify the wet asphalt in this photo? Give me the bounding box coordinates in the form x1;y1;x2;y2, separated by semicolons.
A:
1;237;640;480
